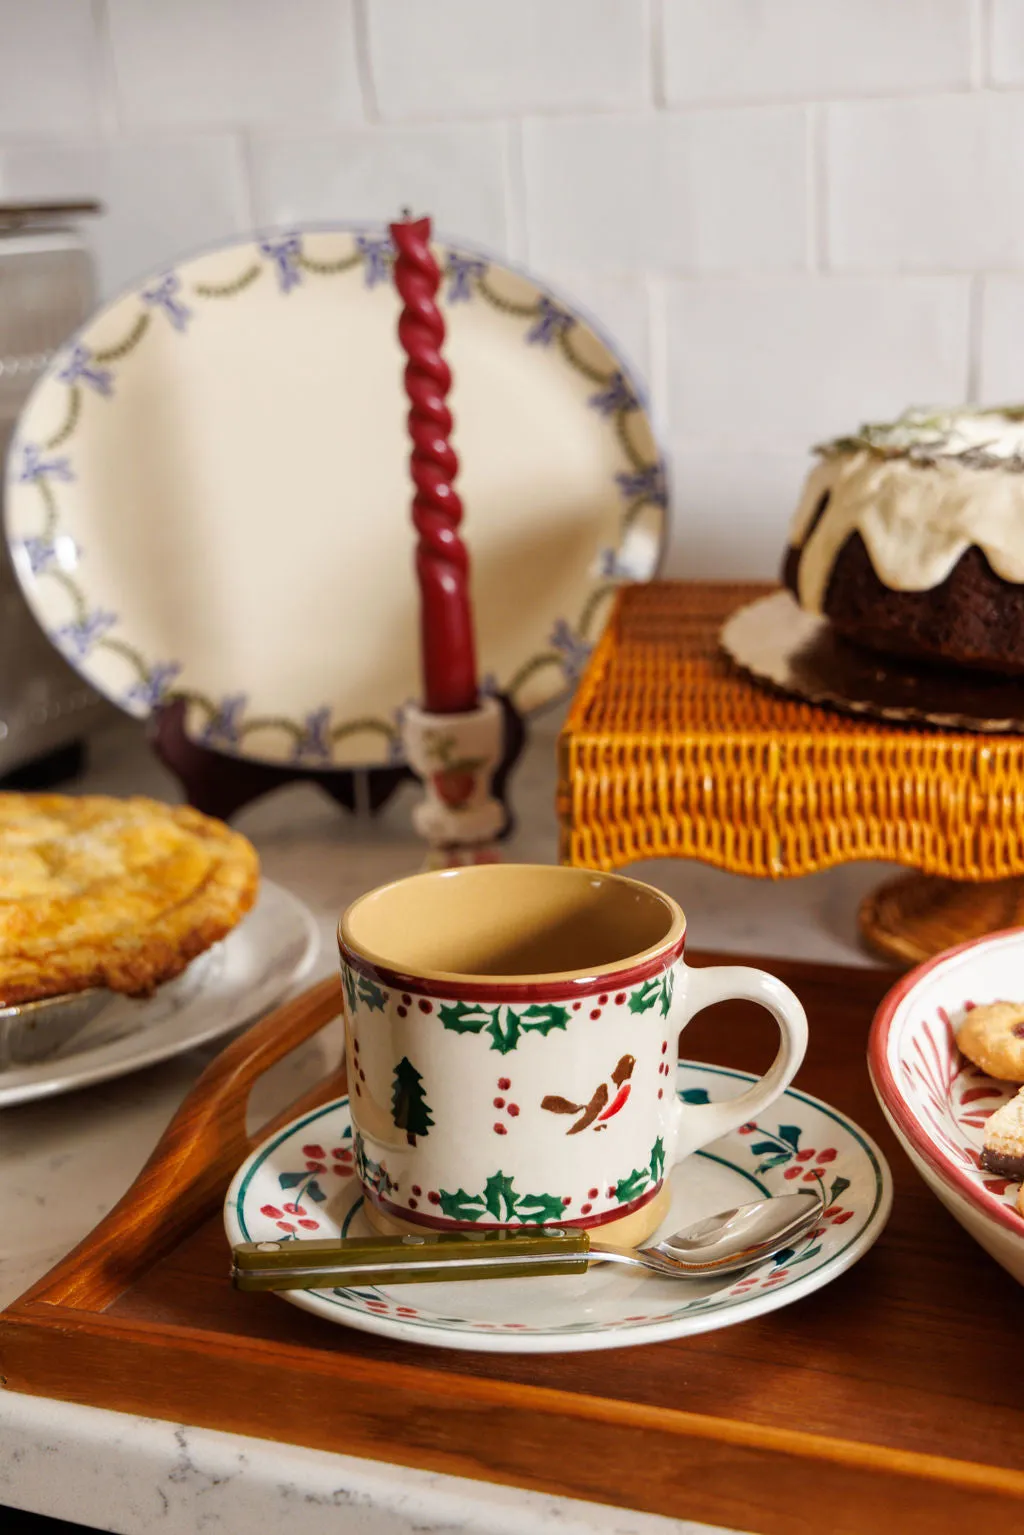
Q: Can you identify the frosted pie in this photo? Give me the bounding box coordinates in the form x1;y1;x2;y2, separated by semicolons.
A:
0;793;259;1006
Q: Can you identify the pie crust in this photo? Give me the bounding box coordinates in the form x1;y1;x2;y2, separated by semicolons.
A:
0;793;260;1006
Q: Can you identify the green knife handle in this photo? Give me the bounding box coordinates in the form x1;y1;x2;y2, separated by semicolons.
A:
232;1227;591;1291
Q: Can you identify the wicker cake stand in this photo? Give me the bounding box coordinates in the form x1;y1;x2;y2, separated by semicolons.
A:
558;582;1024;966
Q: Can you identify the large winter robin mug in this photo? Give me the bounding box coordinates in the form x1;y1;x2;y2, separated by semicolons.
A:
337;864;808;1246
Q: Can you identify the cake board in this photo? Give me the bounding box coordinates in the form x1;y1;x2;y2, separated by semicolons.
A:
557;581;1024;965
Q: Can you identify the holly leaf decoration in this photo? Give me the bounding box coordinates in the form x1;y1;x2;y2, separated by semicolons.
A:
792;1244;822;1266
680;1087;710;1105
486;1007;521;1054
772;1246;795;1267
437;1187;486;1222
484;1171;518;1221
614;1167;650;1203
649;1135;666;1183
438;1000;496;1035
521;1002;571;1035
756;1153;792;1172
341;964;357;1015
357;977;388;1013
777;1125;802;1150
750;1140;782;1155
628;980;660;1015
829;1175;851;1203
516;1191;566;1223
306;1179;327;1203
658;972;675;1018
278;1172;304;1189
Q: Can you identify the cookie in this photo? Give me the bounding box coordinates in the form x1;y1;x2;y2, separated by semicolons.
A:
955;1001;1024;1083
981;1086;1024;1177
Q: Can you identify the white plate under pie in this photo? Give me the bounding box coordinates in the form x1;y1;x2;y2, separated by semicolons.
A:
4;223;666;768
225;1065;892;1354
0;879;319;1108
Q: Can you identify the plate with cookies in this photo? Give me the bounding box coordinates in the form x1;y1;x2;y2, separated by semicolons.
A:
869;928;1024;1286
0;792;318;1105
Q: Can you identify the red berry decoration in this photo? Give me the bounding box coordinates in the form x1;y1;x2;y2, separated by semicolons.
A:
428;1191;441;1204
507;1103;520;1117
302;1143;325;1158
298;1218;319;1230
418;999;433;1013
493;1097;505;1108
494;1123;507;1135
816;1148;837;1163
260;1204;282;1218
412;1184;422;1196
276;1221;295;1233
588;1187;599;1199
498;1077;511;1090
397;1006;408;1018
615;993;626;1005
305;1160;326;1173
402;994;412;1005
581;1203;592;1214
590;1009;601;1020
796;1148;814;1162
784;1167;802;1180
599;994;608;1006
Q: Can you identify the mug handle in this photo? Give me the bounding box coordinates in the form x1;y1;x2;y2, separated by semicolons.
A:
667;962;809;1165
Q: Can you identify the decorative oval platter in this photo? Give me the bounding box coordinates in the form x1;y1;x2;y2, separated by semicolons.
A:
5;224;666;768
225;1062;891;1354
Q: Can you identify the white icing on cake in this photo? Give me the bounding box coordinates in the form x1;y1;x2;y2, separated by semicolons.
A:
788;408;1024;613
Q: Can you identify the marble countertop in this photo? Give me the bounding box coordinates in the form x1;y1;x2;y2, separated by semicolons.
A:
0;714;897;1535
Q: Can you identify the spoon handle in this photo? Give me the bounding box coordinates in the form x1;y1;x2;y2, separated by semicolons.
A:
232;1228;590;1291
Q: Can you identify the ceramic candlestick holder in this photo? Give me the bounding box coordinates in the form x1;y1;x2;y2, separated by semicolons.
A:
401;695;522;868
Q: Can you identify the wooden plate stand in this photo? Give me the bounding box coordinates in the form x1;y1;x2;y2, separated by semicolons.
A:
3;957;1024;1535
151;693;526;833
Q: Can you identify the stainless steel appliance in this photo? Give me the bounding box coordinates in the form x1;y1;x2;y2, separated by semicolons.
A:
0;202;113;780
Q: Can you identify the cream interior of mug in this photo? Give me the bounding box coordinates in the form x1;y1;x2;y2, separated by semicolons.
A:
339;864;684;982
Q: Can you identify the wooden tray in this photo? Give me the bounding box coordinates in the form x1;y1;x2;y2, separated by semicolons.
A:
3;957;1024;1535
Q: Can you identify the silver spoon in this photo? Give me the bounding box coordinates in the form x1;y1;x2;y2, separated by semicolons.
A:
232;1188;824;1291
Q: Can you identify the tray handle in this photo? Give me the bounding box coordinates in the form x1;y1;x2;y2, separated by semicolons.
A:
23;975;345;1312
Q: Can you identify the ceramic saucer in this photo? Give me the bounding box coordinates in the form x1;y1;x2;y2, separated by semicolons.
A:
0;880;318;1108
225;1064;892;1354
5;223;666;768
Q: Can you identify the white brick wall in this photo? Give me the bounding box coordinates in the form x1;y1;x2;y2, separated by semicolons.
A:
1;0;1019;578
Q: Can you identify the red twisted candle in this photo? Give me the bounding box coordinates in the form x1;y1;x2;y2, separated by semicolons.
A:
390;213;479;715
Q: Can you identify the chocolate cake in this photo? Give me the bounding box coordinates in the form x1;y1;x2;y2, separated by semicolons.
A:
782;408;1024;675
